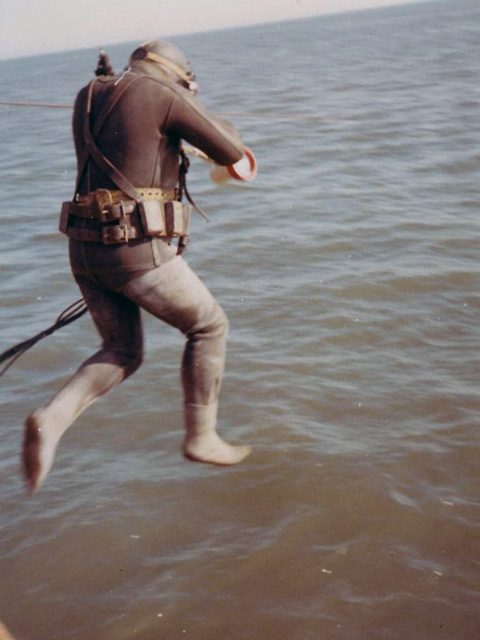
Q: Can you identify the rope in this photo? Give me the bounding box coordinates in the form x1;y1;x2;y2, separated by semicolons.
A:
0;100;325;120
0;298;88;380
0;101;73;109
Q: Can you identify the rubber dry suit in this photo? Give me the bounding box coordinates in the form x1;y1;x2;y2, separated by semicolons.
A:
22;40;252;494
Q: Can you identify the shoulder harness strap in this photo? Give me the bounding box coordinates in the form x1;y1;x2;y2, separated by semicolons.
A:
74;74;143;202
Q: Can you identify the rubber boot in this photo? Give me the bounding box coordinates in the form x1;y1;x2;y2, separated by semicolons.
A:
183;402;251;466
22;408;63;496
22;358;128;495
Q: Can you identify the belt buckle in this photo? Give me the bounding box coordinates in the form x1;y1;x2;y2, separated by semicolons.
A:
99;203;119;223
102;223;129;245
100;200;137;223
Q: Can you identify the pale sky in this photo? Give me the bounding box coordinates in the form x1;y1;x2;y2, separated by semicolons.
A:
0;0;428;60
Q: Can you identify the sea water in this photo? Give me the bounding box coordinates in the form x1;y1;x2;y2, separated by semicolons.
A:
1;1;480;638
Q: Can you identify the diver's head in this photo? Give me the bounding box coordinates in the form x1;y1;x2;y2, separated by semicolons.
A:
129;40;197;92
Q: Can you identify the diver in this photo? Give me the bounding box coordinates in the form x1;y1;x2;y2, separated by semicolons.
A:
22;40;253;494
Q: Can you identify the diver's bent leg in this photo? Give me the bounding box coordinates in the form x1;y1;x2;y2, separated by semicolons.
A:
22;283;143;494
120;256;251;465
181;307;251;465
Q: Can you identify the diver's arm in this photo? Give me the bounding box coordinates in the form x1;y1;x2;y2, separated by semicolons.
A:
165;87;244;166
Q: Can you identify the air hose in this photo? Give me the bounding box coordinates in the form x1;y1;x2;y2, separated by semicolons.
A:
0;298;88;379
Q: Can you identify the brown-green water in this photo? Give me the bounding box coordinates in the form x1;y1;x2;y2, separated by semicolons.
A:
1;1;480;638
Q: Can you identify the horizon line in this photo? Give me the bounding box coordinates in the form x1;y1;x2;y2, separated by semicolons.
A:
0;0;436;63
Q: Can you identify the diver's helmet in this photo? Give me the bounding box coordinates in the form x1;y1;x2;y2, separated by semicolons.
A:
129;40;197;92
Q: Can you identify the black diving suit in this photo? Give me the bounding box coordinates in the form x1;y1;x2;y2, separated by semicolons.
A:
22;41;252;494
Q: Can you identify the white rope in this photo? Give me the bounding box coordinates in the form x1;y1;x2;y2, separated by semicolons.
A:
0;100;325;120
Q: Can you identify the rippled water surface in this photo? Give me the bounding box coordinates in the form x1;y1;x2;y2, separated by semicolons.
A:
1;1;480;638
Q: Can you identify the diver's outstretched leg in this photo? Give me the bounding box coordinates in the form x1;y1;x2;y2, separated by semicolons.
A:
22;282;143;495
22;352;140;494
